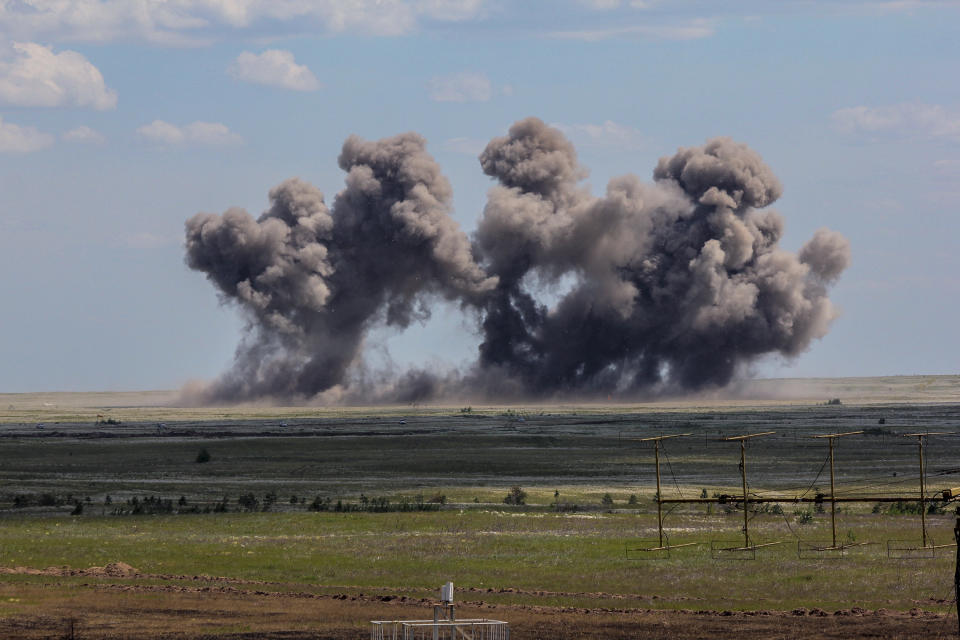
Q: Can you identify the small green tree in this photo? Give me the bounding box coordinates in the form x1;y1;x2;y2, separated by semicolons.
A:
627;494;638;506
601;493;614;507
195;448;211;464
504;486;527;505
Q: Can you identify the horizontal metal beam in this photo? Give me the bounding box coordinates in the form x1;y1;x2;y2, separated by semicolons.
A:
723;431;775;441
634;433;693;442
659;496;947;504
812;430;864;439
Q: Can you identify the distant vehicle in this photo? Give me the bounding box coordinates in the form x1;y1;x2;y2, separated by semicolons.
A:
398;419;407;425
279;422;288;428
35;423;44;430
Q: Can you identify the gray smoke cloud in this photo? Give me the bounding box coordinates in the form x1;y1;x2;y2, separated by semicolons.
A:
185;117;849;403
184;132;495;402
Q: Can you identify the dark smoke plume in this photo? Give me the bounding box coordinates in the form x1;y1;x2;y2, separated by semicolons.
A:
184;117;849;403
184;132;494;402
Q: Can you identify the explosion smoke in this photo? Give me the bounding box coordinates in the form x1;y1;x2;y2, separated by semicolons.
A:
185;117;849;403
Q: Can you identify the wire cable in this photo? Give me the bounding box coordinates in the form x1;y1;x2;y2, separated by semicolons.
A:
661;445;685;499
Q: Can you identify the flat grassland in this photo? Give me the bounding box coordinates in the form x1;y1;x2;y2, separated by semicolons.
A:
1;375;960;638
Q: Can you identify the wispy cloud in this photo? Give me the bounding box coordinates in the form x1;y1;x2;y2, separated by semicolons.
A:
63;126;106;145
578;0;657;9
854;0;960;14
554;120;647;150
0;42;117;109
832;103;960;141
229;50;320;92
0;116;54;153
136;120;243;147
429;71;492;102
549;19;714;41
0;0;488;45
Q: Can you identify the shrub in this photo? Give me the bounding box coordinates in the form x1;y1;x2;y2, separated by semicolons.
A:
195;448;211;464
628;494;638;506
601;493;614;507
503;486;527;505
309;496;331;512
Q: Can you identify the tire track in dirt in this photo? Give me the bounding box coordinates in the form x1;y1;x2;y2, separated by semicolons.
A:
1;564;700;603
10;576;951;621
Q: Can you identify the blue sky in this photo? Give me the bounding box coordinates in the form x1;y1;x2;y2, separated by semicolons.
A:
0;0;957;393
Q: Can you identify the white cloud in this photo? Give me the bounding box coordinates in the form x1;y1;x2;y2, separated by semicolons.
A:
228;49;320;91
429;71;492;102
416;0;486;21
63;125;106;144
0;116;54;153
832;103;960;141
136;120;243;147
0;42;117;110
855;1;960;14
0;1;488;45
554;120;646;150
549;19;714;41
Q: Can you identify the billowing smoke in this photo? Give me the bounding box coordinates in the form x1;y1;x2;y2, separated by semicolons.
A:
185;117;849;403
184;132;495;402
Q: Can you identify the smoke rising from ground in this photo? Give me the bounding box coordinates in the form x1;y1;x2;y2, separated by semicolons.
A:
184;117;849;403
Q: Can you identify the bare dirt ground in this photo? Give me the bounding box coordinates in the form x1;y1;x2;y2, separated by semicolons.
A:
0;564;956;639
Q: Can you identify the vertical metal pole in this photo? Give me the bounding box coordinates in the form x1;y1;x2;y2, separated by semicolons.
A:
655;440;663;547
953;515;959;637
919;436;927;548
741;440;749;548
829;437;837;548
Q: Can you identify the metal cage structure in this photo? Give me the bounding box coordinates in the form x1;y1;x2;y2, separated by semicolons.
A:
370;619;510;640
371;583;509;640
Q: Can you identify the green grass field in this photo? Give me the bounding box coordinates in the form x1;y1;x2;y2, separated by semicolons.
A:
1;380;960;635
0;509;956;613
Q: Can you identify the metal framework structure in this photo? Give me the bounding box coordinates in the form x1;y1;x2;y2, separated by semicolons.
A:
371;583;509;640
370;619;510;640
629;429;958;558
